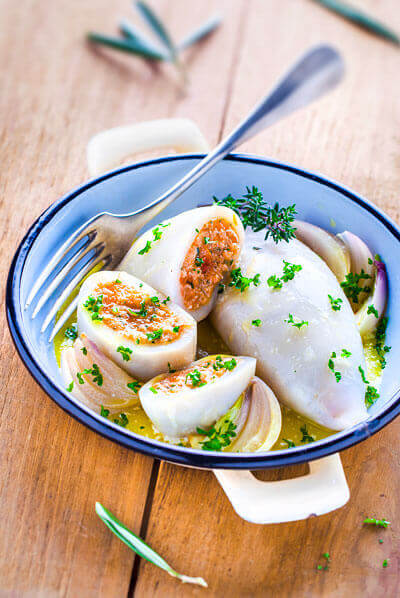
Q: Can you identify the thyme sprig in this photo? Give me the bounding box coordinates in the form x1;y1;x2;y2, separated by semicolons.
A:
214;186;297;243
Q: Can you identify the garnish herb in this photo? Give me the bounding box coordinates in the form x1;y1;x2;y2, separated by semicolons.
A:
95;502;207;588
363;517;390;528
340;270;372;303
64;324;78;340
375;316;391;369
117;346;133;361
81;347;88;355
328;352;341;382
282;438;296;448
214;186;297;243
84;294;103;321
127;381;141;393
267;261;302;290
341;349;351;358
358;365;369;384
317;552;331;571
115;278;121;284
300;424;315;443
185;369;204;387
213;355;237;371
203;236;210;244
138;240;152;255
173;326;180;333
162;296;170;305
167;362;176;373
149;386;158;394
328;294;342;311
367;304;379;318
197;419;237;451
66;381;74;392
194;247;204;267
383;559;388;568
113;413;129;427
100;405;110;418
146;329;163;342
252;319;262;327
284;314;308;329
228;267;260;292
365;385;379;406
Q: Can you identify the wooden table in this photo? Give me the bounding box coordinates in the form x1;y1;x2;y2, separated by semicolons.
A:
1;1;399;595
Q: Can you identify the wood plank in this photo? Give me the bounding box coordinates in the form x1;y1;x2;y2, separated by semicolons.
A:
0;0;247;596
134;1;400;596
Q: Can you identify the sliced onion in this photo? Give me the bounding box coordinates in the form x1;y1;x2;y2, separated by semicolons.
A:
294;220;350;282
61;334;141;414
229;377;282;452
355;260;388;337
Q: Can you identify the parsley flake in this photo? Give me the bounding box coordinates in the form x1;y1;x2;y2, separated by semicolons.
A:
284;313;308;329
252;319;262;327
228;267;260;292
117;346;133;361
328;294;342;311
64;324;78;340
367;304;379;318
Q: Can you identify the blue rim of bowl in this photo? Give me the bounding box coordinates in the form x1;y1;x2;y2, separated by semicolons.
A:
6;153;400;470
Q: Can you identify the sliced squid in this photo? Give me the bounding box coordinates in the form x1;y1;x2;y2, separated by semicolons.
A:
211;230;368;431
119;206;245;321
139;354;256;437
77;270;196;380
61;334;141;414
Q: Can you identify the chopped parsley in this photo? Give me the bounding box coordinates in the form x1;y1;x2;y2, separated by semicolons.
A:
284;313;308;329
328;352;341;382
127;381;141;393
138;240;152;255
367;304;379;318
149;386;158;394
341;349;351;358
282;438;296;448
382;559;388;568
213;355;237;371
267;261;302;290
81;347;88;355
228;267;260;292
150;296;160;304
117;346;133;361
375;316;391;369
197;419;237;451
363;517;390;528
340;270;372;303
115;278;121;284
84;294;103;321
300;424;315;443
195;247;204;267
214;186;297;243
252;319;262;327
173;326;180;333
185;369;204;387
113;413;129;427
162;296;170;305
100;405;110;418
328;294;342;311
76;364;103;386
358;365;369;384
317;552;331;571
130;301;148;318
365;385;379;406
64;324;78;340
203;236;210;244
66;381;74;392
146;329;163;342
167;362;176;373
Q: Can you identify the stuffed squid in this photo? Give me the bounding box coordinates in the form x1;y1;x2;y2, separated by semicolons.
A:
119;206;244;321
211;230;369;431
77;270;197;380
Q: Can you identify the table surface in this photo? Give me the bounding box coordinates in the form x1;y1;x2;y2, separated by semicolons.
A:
1;1;400;596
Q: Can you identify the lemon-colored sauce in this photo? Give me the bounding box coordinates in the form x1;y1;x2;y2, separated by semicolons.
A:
55;305;382;451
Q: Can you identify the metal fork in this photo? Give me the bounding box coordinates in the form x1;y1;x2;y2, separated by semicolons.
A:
26;44;344;341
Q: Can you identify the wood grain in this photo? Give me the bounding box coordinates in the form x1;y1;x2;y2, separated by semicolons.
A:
1;0;399;596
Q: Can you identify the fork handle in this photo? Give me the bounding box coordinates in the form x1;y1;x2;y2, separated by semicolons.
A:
140;44;344;217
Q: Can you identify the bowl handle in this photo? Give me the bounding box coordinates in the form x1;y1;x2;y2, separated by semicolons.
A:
213;453;349;524
87;118;210;177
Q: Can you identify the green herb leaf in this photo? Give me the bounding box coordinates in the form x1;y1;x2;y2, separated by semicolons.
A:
268;261;302;291
367;304;379;318
197;419;237;451
383;559;389;568
300;424;315;443
340;270;372;303
365;385;380;407
95;502;207;587
146;329;163;342
138;240;152;255
252;319;262;327
127;381;141;393
228;267;260;292
100;405;110;418
282;438;296;448
64;324;78;340
87;32;166;60
363;517;390;528
66;381;74;392
185;369;204;387
117;346;133;361
284;313;308;329
375;316;391;369
328;294;342;311
136;1;176;59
